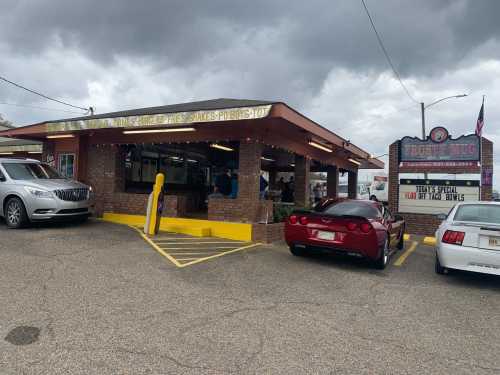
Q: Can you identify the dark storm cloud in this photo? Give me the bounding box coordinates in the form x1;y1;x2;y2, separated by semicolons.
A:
3;0;500;82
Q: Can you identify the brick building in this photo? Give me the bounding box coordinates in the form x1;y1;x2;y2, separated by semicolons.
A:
0;98;384;241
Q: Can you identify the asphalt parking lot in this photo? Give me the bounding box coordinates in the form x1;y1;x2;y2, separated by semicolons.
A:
0;220;499;374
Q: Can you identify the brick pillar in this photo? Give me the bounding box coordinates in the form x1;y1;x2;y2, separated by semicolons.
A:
294;155;311;207
238;140;262;203
388;141;399;213
326;165;339;198
347;170;358;199
481;138;493;201
87;144;124;216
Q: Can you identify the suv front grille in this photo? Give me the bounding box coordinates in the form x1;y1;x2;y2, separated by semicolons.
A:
54;188;89;202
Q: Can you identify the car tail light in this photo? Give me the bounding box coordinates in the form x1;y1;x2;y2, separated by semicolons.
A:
346;222;357;231
299;216;308;225
289;215;298;224
360;223;372;233
442;230;465;245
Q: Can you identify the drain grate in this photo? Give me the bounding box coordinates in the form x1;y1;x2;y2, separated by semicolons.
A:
5;326;40;346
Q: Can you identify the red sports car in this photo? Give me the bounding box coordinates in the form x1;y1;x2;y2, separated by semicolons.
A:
284;199;405;269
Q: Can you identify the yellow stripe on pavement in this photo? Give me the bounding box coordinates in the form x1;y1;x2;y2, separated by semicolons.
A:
177;243;262;268
129;226;183;267
394;241;419;267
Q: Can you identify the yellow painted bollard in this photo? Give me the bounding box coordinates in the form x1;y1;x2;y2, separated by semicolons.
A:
144;173;165;236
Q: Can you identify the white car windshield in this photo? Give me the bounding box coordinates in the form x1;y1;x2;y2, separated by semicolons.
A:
453;204;500;224
2;162;62;180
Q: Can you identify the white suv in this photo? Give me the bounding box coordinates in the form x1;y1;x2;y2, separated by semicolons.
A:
0;158;93;228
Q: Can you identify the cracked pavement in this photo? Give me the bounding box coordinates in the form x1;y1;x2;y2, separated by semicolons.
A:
0;219;499;374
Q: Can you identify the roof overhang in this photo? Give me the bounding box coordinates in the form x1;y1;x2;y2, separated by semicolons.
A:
0;101;384;169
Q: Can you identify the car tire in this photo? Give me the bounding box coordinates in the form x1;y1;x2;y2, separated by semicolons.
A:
5;197;28;229
397;226;405;250
374;238;389;269
435;254;447;275
289;245;304;256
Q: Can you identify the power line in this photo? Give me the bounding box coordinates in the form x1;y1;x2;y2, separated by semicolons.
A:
0;101;88;115
360;0;419;104
0;75;90;112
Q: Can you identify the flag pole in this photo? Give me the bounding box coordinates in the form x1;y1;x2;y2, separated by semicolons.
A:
479;95;485;201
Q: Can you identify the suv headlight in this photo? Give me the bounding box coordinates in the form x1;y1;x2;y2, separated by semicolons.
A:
25;187;54;199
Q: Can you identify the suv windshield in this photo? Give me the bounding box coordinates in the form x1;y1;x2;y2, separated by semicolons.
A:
321;200;381;218
2;162;62;180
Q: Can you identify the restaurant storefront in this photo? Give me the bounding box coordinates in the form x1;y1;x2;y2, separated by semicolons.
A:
0;98;384;241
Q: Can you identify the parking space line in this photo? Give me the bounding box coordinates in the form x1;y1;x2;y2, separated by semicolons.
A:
130;225;262;267
158;246;241;250
129;226;183;267
394;241;419;267
154;241;245;245
176;243;262;268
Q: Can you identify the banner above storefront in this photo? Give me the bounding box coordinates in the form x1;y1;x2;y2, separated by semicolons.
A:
400;127;480;163
45;105;273;133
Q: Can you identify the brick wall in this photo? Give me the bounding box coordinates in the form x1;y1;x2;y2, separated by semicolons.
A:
481;138;493;201
87;144;184;217
252;222;285;243
399;213;442;236
208;197;273;223
388;142;399;213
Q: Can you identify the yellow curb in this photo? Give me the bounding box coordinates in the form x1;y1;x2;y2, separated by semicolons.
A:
423;236;437;246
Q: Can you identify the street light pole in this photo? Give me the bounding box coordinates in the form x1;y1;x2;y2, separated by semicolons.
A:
421;102;426;140
419;94;467;179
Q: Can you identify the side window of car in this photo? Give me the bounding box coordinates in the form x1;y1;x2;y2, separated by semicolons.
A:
0;168;5;181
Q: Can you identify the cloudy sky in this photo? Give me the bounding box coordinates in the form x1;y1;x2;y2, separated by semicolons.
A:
1;0;499;185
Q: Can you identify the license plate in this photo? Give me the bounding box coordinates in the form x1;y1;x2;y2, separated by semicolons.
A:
317;231;335;240
488;236;500;247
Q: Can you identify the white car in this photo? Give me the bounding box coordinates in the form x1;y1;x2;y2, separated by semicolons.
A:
435;201;500;276
338;184;370;200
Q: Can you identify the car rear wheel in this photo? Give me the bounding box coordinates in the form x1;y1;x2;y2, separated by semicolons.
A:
435;254;447;275
374;238;389;269
5;197;28;229
289;245;304;256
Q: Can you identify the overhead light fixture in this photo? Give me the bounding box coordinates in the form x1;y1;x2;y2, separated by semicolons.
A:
187;159;198;163
348;158;361;166
28;151;43;154
46;134;75;139
261;157;275;162
308;141;333;153
210;144;234;152
0;152;14;155
290;163;295;167
123;127;196;134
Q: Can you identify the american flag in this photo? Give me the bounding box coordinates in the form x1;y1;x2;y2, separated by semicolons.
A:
475;98;484;137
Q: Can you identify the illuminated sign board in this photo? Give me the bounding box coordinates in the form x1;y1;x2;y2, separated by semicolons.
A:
399;179;480;215
45;105;273;133
400;127;480;163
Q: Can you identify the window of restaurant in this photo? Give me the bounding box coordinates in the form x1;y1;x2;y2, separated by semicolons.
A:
58;153;75;178
122;143;239;214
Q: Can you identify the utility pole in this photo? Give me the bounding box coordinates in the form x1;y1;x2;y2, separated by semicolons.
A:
421;102;427;179
420;102;426;140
